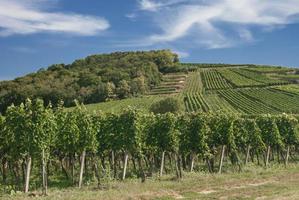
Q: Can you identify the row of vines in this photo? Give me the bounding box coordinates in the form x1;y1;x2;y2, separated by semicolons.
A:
231;68;288;85
240;88;299;113
218;89;278;114
183;71;202;93
201;70;232;90
0;99;299;195
184;93;209;112
218;69;263;87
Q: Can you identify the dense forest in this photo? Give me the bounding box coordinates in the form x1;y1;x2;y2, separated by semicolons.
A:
0;50;179;113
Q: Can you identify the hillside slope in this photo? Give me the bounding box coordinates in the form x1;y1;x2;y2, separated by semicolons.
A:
85;65;299;114
0;50;178;113
1;49;299;115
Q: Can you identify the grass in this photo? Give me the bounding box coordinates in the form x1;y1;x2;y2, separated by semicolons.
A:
65;67;299;115
3;164;299;200
82;96;165;113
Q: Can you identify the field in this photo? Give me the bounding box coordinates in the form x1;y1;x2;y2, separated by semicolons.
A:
82;96;164;113
2;165;299;200
83;65;299;114
1;64;299;200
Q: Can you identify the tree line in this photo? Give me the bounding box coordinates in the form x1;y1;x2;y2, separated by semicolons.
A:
0;99;299;195
0;50;179;113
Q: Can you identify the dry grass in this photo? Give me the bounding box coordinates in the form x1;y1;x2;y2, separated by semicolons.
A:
2;164;299;200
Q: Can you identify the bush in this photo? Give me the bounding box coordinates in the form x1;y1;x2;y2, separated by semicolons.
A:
150;97;182;114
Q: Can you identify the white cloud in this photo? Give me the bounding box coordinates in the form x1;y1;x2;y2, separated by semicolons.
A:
138;0;188;11
0;0;110;36
138;0;163;11
125;13;137;20
137;0;299;48
173;50;189;58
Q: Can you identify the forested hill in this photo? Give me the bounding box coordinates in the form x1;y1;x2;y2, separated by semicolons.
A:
0;50;179;113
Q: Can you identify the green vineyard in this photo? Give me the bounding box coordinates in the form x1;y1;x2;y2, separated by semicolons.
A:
241;88;299;113
218;89;278;114
219;69;263;87
201;69;232;90
184;93;208;112
1;53;299;199
231;68;289;86
84;65;299;115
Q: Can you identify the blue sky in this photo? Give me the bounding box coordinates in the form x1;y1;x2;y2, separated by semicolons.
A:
1;0;299;80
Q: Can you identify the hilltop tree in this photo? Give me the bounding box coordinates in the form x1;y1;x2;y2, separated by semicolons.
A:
116;80;131;99
0;50;179;112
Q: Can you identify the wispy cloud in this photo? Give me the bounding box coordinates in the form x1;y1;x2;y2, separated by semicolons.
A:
173;50;189;58
138;0;188;11
138;0;162;11
125;13;137;21
0;0;110;36
136;0;299;49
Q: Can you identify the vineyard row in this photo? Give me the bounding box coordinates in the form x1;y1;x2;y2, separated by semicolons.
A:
0;99;299;194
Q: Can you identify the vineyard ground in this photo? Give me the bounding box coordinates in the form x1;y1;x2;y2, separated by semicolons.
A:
72;67;299;114
3;164;299;200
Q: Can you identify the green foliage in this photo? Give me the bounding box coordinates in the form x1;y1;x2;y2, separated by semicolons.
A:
150;97;182;114
5;100;34;158
1;99;299;192
118;108;145;155
182;113;210;157
219;69;263;87
97;113;118;153
257;115;284;148
116;80;131;99
231;68;288;85
4;98;57;167
0;50;179;113
218;89;277;114
55;102;80;156
276;114;299;145
201;70;232;90
73;101;98;153
30;99;56;159
147;113;179;153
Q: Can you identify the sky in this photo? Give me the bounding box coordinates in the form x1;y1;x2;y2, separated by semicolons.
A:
1;0;299;80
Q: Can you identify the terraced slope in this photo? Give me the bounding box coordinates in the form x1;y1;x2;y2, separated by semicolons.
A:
148;73;187;95
183;71;202;93
83;65;299;114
